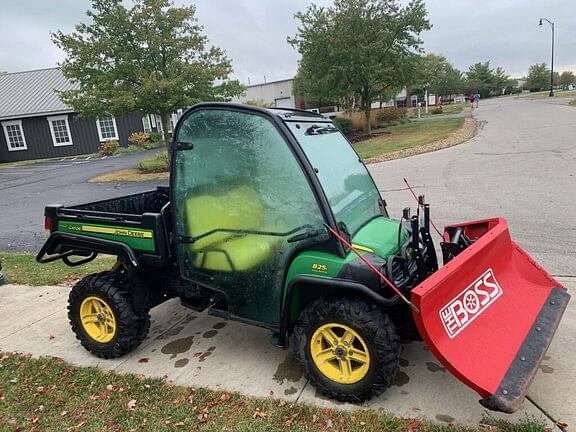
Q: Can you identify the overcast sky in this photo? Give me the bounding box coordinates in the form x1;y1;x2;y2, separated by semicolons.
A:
1;0;575;84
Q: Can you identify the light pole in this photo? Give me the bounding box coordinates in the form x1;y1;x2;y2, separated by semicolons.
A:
539;18;555;97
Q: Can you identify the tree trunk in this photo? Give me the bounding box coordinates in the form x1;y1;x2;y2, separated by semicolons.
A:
364;104;372;134
160;112;171;152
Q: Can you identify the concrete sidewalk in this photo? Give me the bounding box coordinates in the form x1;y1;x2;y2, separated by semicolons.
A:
1;278;573;429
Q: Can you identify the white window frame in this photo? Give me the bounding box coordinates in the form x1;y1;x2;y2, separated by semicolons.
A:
47;115;73;147
2;119;28;152
142;115;152;133
96;115;119;141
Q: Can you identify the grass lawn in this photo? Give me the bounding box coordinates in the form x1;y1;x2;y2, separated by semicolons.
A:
90;168;170;183
0;353;546;432
353;118;464;160
525;90;576;100
0;253;116;286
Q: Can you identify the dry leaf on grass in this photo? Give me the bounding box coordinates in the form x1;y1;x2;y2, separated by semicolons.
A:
127;399;137;411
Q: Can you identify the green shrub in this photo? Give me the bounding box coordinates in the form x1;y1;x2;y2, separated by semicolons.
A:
99;139;119;156
149;132;163;143
377;107;408;123
569;98;576;107
138;151;170;173
128;131;151;147
430;106;443;115
332;117;354;134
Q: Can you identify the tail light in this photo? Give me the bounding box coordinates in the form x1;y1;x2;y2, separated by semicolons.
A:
44;216;55;234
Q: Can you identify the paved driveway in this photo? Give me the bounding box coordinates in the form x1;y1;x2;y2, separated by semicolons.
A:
0;150;167;252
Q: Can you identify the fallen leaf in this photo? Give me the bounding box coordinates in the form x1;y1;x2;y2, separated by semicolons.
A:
106;384;114;391
48;335;55;340
174;421;185;427
219;393;232;402
312;414;318;423
407;419;422;432
326;418;333;428
138;358;149;363
284;419;293;428
278;400;287;407
360;421;366;426
253;409;267;419
127;399;137;411
9;378;17;383
60;411;68;417
144;384;151;389
197;412;208;423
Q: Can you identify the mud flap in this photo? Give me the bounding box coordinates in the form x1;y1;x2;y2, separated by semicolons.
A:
411;217;570;413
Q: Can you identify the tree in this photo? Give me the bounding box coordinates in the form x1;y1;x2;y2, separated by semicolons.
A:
289;0;431;133
558;71;576;87
52;0;243;145
417;54;464;98
525;63;550;92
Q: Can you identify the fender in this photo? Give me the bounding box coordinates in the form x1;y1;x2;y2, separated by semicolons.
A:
36;232;139;268
275;275;399;347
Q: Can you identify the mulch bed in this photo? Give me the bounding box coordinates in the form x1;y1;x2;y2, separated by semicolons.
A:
346;130;391;143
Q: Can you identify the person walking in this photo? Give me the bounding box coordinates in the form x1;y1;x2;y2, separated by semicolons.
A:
474;92;480;108
469;93;475;108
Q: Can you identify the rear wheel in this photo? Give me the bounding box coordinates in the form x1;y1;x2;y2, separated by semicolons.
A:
293;298;400;402
68;272;150;359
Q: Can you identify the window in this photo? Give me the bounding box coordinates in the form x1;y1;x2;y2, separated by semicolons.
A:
2;120;27;151
47;115;73;146
96;115;118;141
142;115;152;133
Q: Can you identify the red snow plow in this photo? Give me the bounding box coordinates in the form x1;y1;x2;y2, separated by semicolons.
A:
412;217;570;413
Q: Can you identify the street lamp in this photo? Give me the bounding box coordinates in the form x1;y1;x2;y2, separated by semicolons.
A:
539;18;555;97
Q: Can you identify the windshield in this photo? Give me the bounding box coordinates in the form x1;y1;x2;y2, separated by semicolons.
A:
287;121;382;235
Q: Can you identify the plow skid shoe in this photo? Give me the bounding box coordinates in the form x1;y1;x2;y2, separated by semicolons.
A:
411;217;570;413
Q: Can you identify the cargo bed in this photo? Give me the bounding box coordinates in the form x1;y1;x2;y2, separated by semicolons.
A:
37;187;172;267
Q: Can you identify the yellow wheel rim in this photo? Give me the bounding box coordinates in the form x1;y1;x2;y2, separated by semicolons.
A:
310;323;370;384
79;296;117;343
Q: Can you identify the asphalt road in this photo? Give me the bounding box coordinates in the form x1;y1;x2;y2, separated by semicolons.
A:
0;150;167;252
370;96;576;276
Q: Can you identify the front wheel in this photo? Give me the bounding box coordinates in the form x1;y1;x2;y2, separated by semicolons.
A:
293;298;400;402
68;272;150;359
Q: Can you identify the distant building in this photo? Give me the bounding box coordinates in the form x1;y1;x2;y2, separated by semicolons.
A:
232;79;296;108
0;68;145;163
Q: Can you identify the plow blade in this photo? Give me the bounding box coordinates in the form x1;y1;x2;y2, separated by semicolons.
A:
411;217;570;413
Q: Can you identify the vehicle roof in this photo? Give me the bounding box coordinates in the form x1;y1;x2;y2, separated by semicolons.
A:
189;102;332;123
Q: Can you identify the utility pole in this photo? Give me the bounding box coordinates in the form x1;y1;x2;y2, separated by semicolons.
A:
539;18;555;97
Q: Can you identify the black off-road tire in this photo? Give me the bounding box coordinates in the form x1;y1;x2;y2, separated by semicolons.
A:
293;298;400;403
68;272;150;359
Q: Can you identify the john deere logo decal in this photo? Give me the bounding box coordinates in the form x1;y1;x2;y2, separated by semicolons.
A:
439;269;503;338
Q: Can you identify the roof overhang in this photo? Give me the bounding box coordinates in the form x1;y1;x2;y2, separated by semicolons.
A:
0;109;75;122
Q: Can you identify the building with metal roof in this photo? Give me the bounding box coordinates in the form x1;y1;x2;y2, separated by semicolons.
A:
0;68;144;163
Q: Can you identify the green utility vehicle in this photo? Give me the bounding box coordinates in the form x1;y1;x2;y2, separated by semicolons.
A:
37;103;568;410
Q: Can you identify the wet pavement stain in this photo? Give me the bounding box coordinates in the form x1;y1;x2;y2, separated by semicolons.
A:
540;364;554;374
544;355;551;361
203;330;218;339
181;314;197;325
199;346;216;362
161;336;195;359
391;371;410;386
435;414;455;423
399;358;410;367
426;362;446;373
155;326;185;341
284;386;298;396
273;354;303;385
213;322;227;330
400;390;410;395
174;358;189;368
